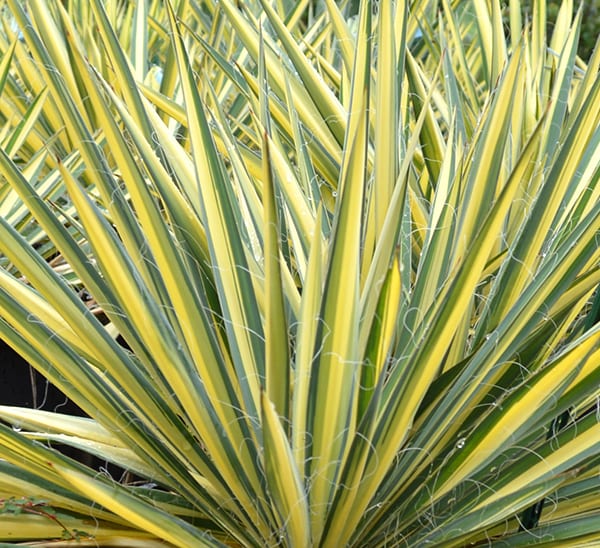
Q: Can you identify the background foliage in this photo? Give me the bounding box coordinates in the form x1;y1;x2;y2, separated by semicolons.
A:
523;0;599;59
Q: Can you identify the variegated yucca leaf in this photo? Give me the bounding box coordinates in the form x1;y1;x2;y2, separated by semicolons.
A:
1;0;600;546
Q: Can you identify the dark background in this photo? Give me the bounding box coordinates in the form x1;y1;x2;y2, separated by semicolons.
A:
0;340;77;411
0;340;109;471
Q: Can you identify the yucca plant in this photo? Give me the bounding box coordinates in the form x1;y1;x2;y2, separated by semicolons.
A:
1;0;600;545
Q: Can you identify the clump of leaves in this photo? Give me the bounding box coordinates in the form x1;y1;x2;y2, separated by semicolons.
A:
0;0;600;546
